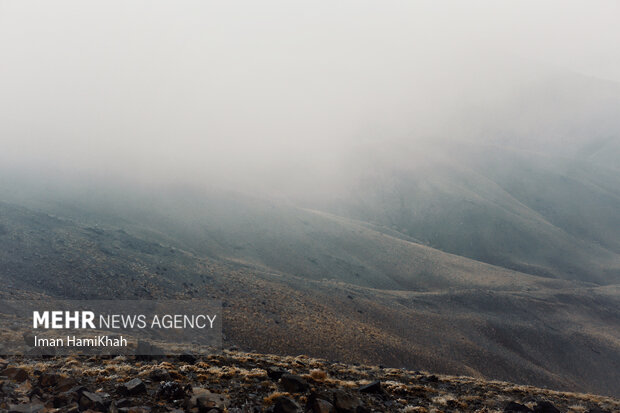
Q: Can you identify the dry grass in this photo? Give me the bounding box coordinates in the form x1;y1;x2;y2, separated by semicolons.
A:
309;369;327;381
401;407;428;413
263;391;291;406
2;350;618;412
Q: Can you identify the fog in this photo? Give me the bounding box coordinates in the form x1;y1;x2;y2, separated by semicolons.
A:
1;0;620;197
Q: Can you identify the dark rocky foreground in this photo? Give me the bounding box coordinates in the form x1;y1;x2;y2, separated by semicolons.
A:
0;351;618;413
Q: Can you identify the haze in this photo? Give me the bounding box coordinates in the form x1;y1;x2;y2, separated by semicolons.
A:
1;0;620;195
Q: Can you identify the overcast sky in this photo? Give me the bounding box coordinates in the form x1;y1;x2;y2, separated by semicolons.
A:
1;1;619;188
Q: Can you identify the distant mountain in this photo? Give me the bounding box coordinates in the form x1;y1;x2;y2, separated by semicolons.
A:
333;142;620;284
322;75;620;284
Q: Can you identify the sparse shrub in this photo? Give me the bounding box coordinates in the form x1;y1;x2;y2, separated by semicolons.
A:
309;369;327;381
401;407;428;413
263;391;290;406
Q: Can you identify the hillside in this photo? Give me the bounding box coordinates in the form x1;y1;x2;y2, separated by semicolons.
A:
1;351;619;412
314;75;620;284
2;201;620;397
332;143;620;284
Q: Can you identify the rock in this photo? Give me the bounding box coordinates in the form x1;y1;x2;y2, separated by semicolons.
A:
1;379;14;395
51;393;73;408
55;377;78;393
273;396;301;413
195;396;216;412
61;385;88;402
505;401;533;412
156;381;190;400
51;386;85;408
2;367;29;382
533;401;560;413
148;368;170;381
425;375;439;383
586;409;611;413
332;390;361;413
38;372;60;388
79;390;105;411
190;388;229;412
266;367;287;381
117;378;146;396
108;401;119;413
309;398;335;413
118;407;151;413
179;353;197;364
115;399;132;408
358;381;383;394
279;374;308;393
306;392;335;413
8;403;45;413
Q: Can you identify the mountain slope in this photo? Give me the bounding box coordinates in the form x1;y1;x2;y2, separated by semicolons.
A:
2;201;620;396
335;148;620;284
2;351;619;413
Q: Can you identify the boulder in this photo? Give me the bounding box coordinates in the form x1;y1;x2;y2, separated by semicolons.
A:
266;367;287;381
310;398;335;413
148;368;170;382
306;392;335;413
156;381;190;401
505;401;532;412
332;390;361;413
38;373;60;388
117;378;146;396
8;403;45;413
533;401;560;413
279;374;308;393
273;396;301;413
79;390;105;411
51;392;73;408
189;388;229;412
55;377;77;393
358;381;383;395
2;367;29;382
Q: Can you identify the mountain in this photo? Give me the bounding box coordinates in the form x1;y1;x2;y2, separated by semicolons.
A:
322;75;620;284
1;198;620;397
332;142;620;284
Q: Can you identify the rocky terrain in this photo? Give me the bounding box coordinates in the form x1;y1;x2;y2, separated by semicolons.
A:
1;351;619;413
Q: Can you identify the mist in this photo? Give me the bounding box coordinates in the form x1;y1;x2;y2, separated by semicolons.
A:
2;0;620;200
